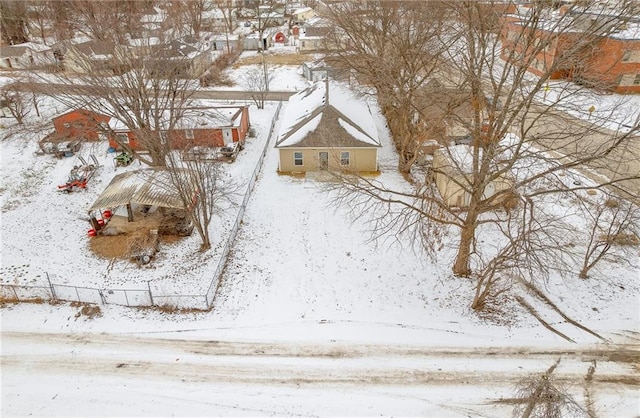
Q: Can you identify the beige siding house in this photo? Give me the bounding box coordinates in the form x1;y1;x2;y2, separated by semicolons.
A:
433;145;514;208
275;81;381;173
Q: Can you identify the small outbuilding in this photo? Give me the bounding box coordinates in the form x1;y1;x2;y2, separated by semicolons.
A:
432;143;515;208
275;80;381;173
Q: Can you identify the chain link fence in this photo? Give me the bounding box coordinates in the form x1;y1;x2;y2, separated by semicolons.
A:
1;102;284;311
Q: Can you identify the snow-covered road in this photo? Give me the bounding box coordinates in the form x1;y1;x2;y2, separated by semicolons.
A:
2;331;638;416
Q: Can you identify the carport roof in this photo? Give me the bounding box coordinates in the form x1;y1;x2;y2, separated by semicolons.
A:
88;169;192;213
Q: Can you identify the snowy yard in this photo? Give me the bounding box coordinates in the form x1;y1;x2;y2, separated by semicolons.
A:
1;57;639;416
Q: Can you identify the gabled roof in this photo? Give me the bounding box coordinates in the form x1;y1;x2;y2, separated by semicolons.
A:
53;109;107;123
275;81;380;148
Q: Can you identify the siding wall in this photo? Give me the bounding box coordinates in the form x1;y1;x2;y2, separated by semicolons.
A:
278;147;378;172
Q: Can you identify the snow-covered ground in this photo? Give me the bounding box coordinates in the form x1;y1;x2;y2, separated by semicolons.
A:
1;54;639;416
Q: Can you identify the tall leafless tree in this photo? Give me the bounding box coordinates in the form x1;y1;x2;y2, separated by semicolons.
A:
164;152;239;250
1;0;29;44
29;32;198;167
325;1;640;310
215;0;238;53
324;1;453;173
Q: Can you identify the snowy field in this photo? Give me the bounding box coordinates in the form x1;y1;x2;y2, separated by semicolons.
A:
1;56;639;416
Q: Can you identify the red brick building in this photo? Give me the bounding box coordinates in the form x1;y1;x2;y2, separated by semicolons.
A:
501;10;640;93
52;109;110;140
107;106;251;151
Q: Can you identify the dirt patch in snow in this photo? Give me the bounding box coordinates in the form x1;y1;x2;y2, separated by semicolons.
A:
88;209;190;260
234;52;315;67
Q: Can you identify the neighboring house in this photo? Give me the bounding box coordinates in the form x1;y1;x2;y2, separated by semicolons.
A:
275;81;381;173
411;79;501;164
291;7;317;25
432;144;514;208
139;6;167;38
39;109;110;156
208;34;242;52
0;43;54;69
242;31;273;50
52;109;110;140
500;7;640;93
107;106;251;151
413;80;477;147
298;25;330;51
64;40;129;75
201;7;229;32
302;57;350;82
145;37;212;78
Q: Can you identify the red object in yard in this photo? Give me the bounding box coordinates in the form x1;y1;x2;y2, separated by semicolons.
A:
97;219;105;226
103;210;112;218
88;229;97;237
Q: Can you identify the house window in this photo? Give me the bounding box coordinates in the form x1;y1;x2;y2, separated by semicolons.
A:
634;74;640;85
622;50;631;62
340;151;350;166
185;129;194;139
117;133;129;144
63;122;71;128
294;151;303;166
160;131;168;145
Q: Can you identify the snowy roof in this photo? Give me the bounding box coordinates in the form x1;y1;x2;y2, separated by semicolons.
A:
11;42;51;52
275;81;380;148
508;6;640;40
72;40;117;58
436;134;520;175
107;107;246;132
88;169;192;212
128;37;161;47
202;7;225;20
293;7;314;15
108;117;128;131
173;107;245;130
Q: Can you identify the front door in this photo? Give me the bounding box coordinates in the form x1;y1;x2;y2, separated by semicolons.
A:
319;152;329;170
222;128;232;144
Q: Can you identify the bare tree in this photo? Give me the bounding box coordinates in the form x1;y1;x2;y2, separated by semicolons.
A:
324;1;452;173
251;0;281;50
164;153;239;250
215;0;238;53
512;359;586;418
0;85;30;125
179;0;210;39
23;1;50;44
579;196;640;279
325;1;640;311
29;31;198;167
242;55;273;109
70;0;147;43
1;0;29;44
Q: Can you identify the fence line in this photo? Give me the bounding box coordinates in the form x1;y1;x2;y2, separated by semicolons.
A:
0;101;285;311
204;100;283;309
